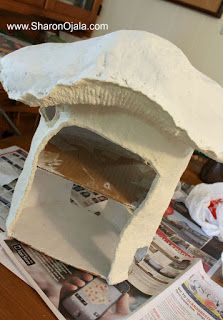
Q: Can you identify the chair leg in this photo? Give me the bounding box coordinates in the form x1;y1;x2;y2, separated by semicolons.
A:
0;108;21;136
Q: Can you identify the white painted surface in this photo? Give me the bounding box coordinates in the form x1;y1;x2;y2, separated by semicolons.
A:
1;31;223;160
94;0;223;86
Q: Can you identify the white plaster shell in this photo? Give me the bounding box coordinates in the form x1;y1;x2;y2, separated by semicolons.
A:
0;30;223;161
1;30;223;284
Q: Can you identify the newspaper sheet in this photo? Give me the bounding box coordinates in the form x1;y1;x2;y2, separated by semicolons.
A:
0;232;27;283
2;239;223;320
163;208;223;275
0;146;26;230
129;260;223;320
1;236;149;320
128;228;193;296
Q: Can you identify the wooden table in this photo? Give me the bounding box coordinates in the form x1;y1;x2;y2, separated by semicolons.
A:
0;265;56;320
0;134;33;150
0;135;57;320
0;135;222;319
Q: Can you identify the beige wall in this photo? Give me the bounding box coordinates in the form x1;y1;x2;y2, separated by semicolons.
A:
94;0;223;86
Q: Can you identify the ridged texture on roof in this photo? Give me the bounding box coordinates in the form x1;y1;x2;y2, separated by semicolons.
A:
0;30;223;160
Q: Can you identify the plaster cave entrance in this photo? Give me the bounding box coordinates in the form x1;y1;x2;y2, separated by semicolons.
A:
25;125;158;275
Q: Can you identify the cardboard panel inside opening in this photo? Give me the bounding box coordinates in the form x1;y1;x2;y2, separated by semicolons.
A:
16;168;122;278
38;126;156;209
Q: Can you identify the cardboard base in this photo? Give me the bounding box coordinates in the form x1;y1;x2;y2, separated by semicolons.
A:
38;126;156;210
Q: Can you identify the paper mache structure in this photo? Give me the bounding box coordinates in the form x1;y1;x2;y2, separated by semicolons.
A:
0;30;223;284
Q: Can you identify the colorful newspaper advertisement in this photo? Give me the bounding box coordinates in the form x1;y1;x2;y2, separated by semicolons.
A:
2;238;223;320
1;237;149;320
129;260;223;320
